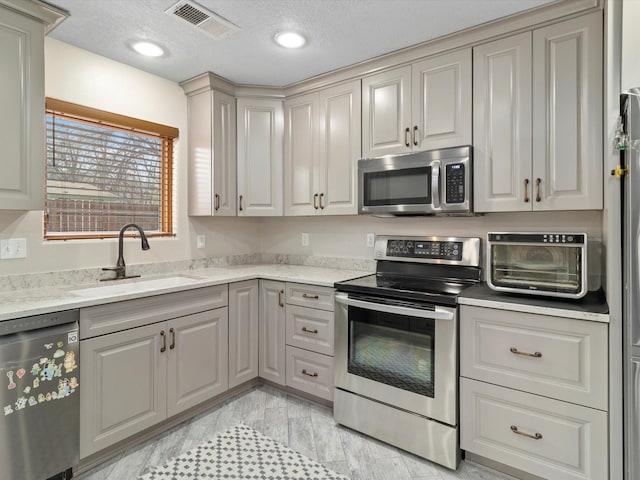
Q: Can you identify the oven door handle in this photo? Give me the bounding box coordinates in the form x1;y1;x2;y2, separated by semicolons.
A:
335;293;454;321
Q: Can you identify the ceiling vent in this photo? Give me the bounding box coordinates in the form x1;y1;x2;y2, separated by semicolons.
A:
165;0;240;40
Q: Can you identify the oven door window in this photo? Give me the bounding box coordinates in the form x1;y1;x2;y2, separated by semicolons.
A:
363;167;431;206
347;305;435;397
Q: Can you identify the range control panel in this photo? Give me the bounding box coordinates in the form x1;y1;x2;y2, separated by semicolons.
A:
387;239;462;261
374;235;481;267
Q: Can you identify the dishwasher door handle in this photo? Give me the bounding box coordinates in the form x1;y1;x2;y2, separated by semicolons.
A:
334;293;454;321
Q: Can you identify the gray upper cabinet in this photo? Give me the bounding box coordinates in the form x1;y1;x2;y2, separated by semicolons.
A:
474;12;602;212
284;80;361;216
0;4;51;210
362;49;472;157
236;98;284;216
186;86;237;216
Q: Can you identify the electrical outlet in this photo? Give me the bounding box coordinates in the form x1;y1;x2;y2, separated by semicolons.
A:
301;232;309;247
0;238;27;259
366;233;375;248
196;234;206;249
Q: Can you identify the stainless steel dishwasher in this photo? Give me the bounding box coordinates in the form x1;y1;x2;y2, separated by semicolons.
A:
1;309;79;480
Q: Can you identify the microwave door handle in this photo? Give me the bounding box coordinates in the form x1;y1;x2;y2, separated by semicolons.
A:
431;160;441;209
335;293;454;321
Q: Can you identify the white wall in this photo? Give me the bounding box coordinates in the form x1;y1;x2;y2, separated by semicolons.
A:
259;211;603;259
0;39;260;276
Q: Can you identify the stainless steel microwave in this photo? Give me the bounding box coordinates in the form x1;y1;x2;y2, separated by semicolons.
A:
487;232;600;299
358;146;472;216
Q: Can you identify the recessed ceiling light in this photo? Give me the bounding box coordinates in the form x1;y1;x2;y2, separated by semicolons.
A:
274;32;306;49
131;41;165;57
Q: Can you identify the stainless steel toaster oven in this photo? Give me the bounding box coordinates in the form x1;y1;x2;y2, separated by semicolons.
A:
487;232;600;299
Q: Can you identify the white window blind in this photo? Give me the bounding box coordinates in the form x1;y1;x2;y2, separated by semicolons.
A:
44;99;177;239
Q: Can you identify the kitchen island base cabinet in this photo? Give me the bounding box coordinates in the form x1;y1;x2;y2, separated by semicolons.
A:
228;280;259;388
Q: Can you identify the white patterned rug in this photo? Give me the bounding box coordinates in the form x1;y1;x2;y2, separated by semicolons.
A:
137;424;349;480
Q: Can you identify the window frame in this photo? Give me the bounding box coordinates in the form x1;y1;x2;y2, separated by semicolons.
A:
44;98;178;240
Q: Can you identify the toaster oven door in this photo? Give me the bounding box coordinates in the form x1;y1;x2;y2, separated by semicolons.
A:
488;243;587;298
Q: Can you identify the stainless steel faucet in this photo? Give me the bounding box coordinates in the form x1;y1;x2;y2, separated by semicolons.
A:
102;224;150;280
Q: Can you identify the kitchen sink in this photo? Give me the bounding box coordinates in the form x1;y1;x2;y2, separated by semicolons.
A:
69;274;205;297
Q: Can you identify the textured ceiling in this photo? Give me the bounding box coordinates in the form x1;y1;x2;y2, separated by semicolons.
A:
47;0;556;87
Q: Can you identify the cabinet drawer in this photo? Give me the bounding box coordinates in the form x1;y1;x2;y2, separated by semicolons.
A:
285;346;333;401
80;285;228;339
285;305;334;355
460;305;607;410
461;378;607;480
286;283;334;311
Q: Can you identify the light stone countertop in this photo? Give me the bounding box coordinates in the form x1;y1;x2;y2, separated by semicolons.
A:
0;264;371;322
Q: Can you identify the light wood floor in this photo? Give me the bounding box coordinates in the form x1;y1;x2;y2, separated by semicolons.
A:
75;384;518;480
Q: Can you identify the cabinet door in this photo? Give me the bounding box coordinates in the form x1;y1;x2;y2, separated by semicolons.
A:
532;12;602;211
0;7;44;210
228;280;259;388
187;89;236;216
362;65;412;157
212;90;237;216
473;33;533;212
284;92;319;215
318;80;362;215
259;280;286;385
237;98;284;216
167;308;228;417
411;49;472;151
80;323;166;458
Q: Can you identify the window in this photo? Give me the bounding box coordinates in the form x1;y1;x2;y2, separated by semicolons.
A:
44;98;178;239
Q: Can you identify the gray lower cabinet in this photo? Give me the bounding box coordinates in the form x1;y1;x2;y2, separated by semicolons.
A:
258;280;286;385
228;280;259;388
79;286;229;458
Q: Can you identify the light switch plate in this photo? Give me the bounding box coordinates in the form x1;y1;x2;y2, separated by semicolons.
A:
1;238;27;259
301;233;309;247
196;234;206;249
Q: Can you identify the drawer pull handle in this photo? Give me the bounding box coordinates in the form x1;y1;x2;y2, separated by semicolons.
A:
302;327;319;334
510;425;543;440
313;193;319;210
302;369;318;378
535;178;542;202
404;127;411;147
302;293;319;299
214;194;220;211
510;347;542;358
523;179;530;203
160;330;166;353
278;290;284;307
170;328;176;350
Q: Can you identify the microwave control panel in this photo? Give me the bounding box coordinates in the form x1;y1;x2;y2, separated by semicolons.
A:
386;239;463;261
445;163;465;204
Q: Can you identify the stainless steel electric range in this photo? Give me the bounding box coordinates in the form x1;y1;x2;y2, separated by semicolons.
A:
333;235;481;470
